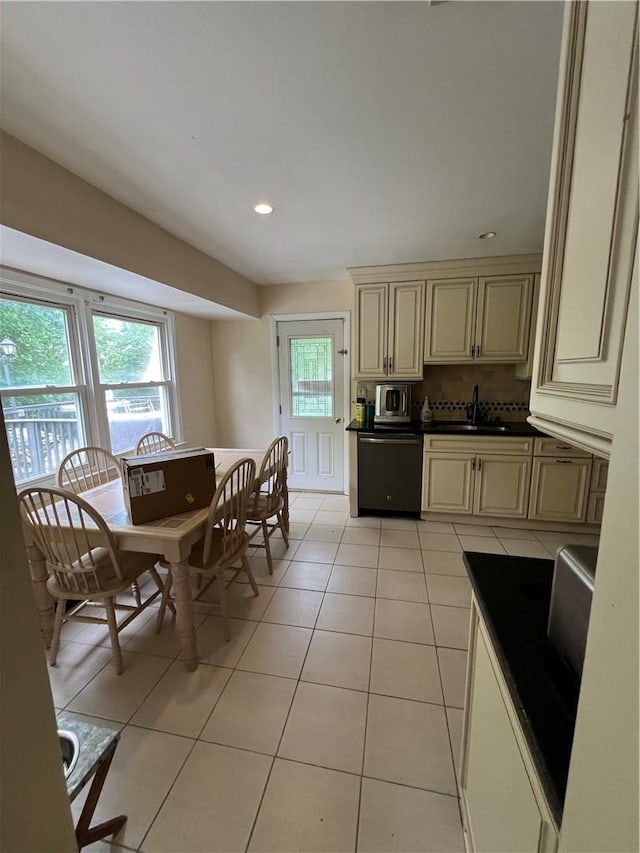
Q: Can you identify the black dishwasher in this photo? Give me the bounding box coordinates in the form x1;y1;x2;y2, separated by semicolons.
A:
358;433;423;515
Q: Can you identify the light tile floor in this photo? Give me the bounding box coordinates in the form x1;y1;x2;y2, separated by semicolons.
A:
49;491;599;853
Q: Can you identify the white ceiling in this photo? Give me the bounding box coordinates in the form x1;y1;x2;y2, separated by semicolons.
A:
0;1;564;286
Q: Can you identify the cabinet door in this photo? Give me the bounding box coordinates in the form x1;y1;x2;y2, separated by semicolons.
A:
528;458;592;522
462;627;551;853
424;279;476;363
388;281;425;378
354;283;388;378
475;275;533;362
590;458;609;491
474;455;532;518
422;453;474;514
586;492;605;525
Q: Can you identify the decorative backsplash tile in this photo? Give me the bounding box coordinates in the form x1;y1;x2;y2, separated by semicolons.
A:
410;399;530;423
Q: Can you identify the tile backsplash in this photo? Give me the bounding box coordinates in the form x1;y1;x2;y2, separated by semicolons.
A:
355;363;531;423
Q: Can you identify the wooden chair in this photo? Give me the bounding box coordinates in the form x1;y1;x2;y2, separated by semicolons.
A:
57;446;121;493
156;457;259;641
135;431;176;455
245;436;289;574
18;486;167;674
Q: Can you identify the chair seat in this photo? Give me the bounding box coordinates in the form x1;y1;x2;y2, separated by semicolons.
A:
187;529;250;575
46;548;159;600
247;493;284;522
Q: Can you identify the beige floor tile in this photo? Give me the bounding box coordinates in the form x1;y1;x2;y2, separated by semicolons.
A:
195;616;258;667
457;535;505;554
379;529;420;549
417;520;456;533
243;556;291;586
248;758;360;853
358;777;464;853
301;630;372;692
279;682;367;774
335;543;379;568
421;550;468;577
346;515;381;529
328;565;378;597
419;532;462;553
437;647;468;708
69;607;155;649
131;660;231;737
370;639;443;704
502;539;554;558
262;586;323;628
315;510;350;526
543;542;565;558
453;522;495;537
237;622;312;678
341;526;381;546
377;569;427;602
68;652;171;722
285;522;310;540
292;496;325;510
321;495;350;511
143;741;271;852
288;507;319;523
125;610;207;659
304;523;345;542
491;526;539;540
252;537;300;562
295;539;340;563
46;641;112;708
534;530;600;545
364;694;456;794
431;605;471;650
316;593;375;636
446;706;464;778
378;546;423;572
78;724;193;850
221;583;275;621
426;574;472;608
381;517;418;530
374;599;434;645
280;560;332;591
200;670;296;755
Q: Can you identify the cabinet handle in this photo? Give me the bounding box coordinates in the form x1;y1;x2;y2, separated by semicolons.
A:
470;344;474;358
556;459;573;464
389;357;393;373
472;458;476;471
477;457;482;471
555;445;572;450
383;356;388;374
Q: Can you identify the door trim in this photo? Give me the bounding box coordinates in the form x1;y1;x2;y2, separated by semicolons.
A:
271;312;351;494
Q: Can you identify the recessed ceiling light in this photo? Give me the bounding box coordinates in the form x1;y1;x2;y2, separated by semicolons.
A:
254;203;274;215
478;231;497;239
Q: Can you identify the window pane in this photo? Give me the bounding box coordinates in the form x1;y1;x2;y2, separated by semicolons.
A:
106;386;170;453
289;337;333;418
0;298;73;388
93;315;162;383
3;393;84;483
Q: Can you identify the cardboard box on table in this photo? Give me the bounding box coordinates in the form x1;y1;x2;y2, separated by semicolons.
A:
121;448;216;524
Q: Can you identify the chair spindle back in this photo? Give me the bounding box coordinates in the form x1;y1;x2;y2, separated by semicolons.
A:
202;458;256;565
135;432;176;455
57;446;121;494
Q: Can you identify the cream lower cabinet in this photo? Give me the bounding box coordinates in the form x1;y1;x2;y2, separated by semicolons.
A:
422;453;475;514
461;609;558;853
528;457;592;523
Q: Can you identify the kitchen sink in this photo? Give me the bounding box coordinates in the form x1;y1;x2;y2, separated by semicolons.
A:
430;423;511;433
58;729;79;779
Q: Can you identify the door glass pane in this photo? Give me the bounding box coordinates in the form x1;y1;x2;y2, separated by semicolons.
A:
0;297;73;388
105;385;170;453
3;393;84;483
93;315;163;383
289;337;333;418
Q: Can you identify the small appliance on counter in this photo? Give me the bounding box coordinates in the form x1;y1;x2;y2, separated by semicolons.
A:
374;383;412;424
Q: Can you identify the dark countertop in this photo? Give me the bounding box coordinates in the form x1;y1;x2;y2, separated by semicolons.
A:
346;418;543;436
57;712;120;801
463;552;579;827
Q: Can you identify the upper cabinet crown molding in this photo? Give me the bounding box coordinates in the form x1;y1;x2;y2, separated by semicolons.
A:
348;253;542;285
530;0;638;456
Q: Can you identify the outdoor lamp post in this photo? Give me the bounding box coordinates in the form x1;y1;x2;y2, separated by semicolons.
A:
0;338;18;414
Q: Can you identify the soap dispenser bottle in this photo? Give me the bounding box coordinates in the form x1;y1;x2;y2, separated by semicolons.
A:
421;396;433;424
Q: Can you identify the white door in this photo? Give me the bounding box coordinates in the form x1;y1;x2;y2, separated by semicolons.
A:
277;318;346;492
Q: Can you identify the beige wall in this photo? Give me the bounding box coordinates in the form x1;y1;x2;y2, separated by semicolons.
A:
174;312;219;446
0;411;77;852
0;132;259;317
211;280;353;447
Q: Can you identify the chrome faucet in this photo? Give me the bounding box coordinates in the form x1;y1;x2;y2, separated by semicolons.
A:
467;384;482;425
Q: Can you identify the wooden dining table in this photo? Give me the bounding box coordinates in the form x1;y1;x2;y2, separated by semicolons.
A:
25;447;288;672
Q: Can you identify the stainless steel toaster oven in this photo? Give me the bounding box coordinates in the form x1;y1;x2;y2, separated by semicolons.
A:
374;384;412;424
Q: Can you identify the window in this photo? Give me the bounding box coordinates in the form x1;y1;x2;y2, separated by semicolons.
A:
1;272;179;485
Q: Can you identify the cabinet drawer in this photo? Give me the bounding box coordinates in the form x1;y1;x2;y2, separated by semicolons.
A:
590;458;609;491
533;437;591;457
424;434;533;455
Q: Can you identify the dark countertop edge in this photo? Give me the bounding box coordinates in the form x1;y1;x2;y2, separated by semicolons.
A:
345;418;543;437
463;552;566;827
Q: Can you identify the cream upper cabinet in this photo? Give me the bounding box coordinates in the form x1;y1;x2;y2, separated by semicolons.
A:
474;455;531;519
528;457;592;523
425;275;533;364
529;1;639;457
353;281;424;379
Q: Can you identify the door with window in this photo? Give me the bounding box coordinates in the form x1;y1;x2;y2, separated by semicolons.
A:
277;319;346;492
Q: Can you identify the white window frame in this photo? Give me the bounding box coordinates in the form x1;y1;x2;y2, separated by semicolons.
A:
1;268;181;485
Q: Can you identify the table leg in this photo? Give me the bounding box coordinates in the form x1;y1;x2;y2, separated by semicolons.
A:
75;742;127;849
26;542;55;648
170;558;199;671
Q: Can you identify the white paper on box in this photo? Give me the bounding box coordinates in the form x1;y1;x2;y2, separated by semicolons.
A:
128;469;166;497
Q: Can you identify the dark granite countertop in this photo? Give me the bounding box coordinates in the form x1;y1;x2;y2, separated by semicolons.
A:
57;713;121;801
346;418;543;436
463;552;579;827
